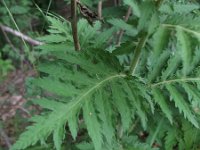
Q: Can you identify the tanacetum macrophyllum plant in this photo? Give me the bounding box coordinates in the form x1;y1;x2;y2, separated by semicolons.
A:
12;0;200;149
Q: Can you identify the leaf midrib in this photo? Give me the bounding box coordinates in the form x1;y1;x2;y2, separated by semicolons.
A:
151;77;200;87
66;73;127;111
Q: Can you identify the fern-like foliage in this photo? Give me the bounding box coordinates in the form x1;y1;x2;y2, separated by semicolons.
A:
12;16;149;150
12;1;200;150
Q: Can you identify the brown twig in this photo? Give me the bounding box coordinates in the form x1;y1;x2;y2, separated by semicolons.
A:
71;0;81;51
0;24;43;46
116;6;132;46
98;1;103;20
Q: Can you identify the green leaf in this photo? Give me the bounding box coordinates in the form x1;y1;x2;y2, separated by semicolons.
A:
83;100;102;150
76;142;94;150
166;84;199;128
173;4;199;14
47;16;69;34
11;113;59;150
176;27;192;76
68;110;79;140
12;73;125;150
112;41;136;55
54;52;113;75
37;35;67;43
37;62;96;86
159;4;173;14
111;81;132;131
149;118;165;146
107;19;138;36
103;6;125;18
181;83;200;111
53;121;65;150
36;43;74;54
79;20;101;47
123;82;147;129
148;51;170;82
32;78;78;97
32;98;65;111
148;13;160;35
93;27;116;48
182;120;197;150
149;26;170;69
94;90;115;145
189;47;200;73
138;1;155;31
135;82;154;113
161;54;181;80
151;88;173;123
165;128;177;150
165;14;200;30
123;0;140;17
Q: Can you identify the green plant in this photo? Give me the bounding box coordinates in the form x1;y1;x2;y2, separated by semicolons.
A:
12;0;200;150
0;0;41;69
0;52;13;78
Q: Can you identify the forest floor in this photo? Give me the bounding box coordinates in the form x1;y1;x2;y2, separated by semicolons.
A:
0;68;38;149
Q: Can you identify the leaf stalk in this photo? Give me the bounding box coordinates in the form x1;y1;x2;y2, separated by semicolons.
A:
71;0;81;51
129;33;148;76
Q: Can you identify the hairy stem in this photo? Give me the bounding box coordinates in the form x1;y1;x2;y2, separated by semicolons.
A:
129;0;163;76
162;24;200;37
71;0;81;51
129;33;148;75
150;77;200;88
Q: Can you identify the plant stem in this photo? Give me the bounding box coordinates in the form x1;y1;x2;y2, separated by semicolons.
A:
129;0;163;76
0;24;43;46
1;26;18;52
150;77;200;88
162;24;200;37
98;0;103;19
129;33;148;76
71;0;81;51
